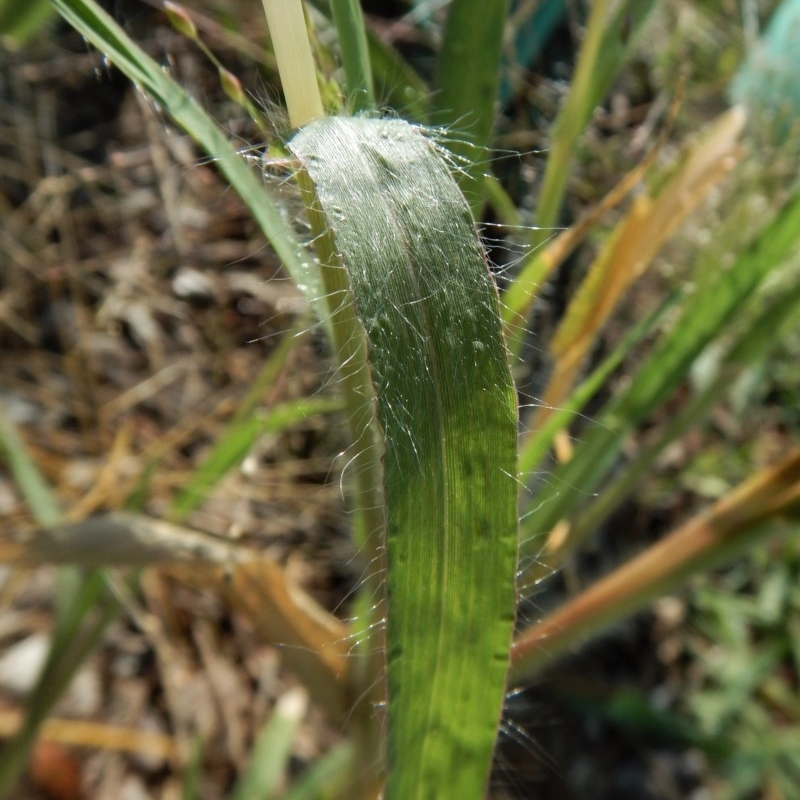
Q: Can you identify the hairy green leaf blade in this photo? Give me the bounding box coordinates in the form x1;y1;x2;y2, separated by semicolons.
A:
289;117;518;800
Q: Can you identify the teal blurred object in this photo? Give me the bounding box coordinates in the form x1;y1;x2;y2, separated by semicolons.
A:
730;0;800;145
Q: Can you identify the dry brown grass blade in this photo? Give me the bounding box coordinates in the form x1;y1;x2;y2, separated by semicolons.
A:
0;711;179;761
534;106;746;430
503;84;683;342
509;446;800;684
65;423;136;521
0;513;248;567
0;513;349;721
533;92;681;286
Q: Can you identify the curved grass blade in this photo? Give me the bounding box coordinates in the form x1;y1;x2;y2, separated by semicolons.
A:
289;117;519;800
557;263;800;564
534;0;658;235
517;290;678;482
170;395;341;521
230;688;308;800
534;106;744;426
0;413;117;799
0;0;54;47
51;0;322;308
305;0;428;120
282;741;354;800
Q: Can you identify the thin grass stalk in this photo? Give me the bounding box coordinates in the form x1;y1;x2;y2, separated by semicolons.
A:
260;0;324;127
162;2;273;135
503;78;675;359
304;0;428;120
0;411;61;526
0;573;116;799
260;2;386;793
0;613;114;797
293;174;386;795
230;688;308;800
517;292;678;480
51;0;320;303
0;0;54;46
533;0;657;238
282;742;354;800
534;0;610;233
533;107;743;428
0;415;119;799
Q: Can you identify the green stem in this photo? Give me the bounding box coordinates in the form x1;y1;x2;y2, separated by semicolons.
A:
294;167;387;800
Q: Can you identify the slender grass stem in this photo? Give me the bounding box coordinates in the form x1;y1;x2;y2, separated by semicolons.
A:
535;0;610;234
260;0;324;128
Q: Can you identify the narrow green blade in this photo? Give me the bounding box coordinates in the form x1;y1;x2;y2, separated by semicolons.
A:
170;396;340;521
289;117;518;800
230;689;307;800
535;0;658;233
329;0;373;110
305;0;428;120
432;0;511;211
518;187;800;577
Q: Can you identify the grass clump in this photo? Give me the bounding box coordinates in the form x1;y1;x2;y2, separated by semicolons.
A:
1;1;799;798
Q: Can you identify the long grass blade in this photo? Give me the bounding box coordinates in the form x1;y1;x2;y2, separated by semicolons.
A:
535;107;744;425
0;0;54;46
289;117;519;800
0;409;61;526
517;291;679;479
230;688;308;800
0;413;118;799
170;396;340;521
282;742;354;800
511;448;800;683
432;0;511;211
329;0;373;110
534;0;658;235
559;267;800;563
305;0;428;120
